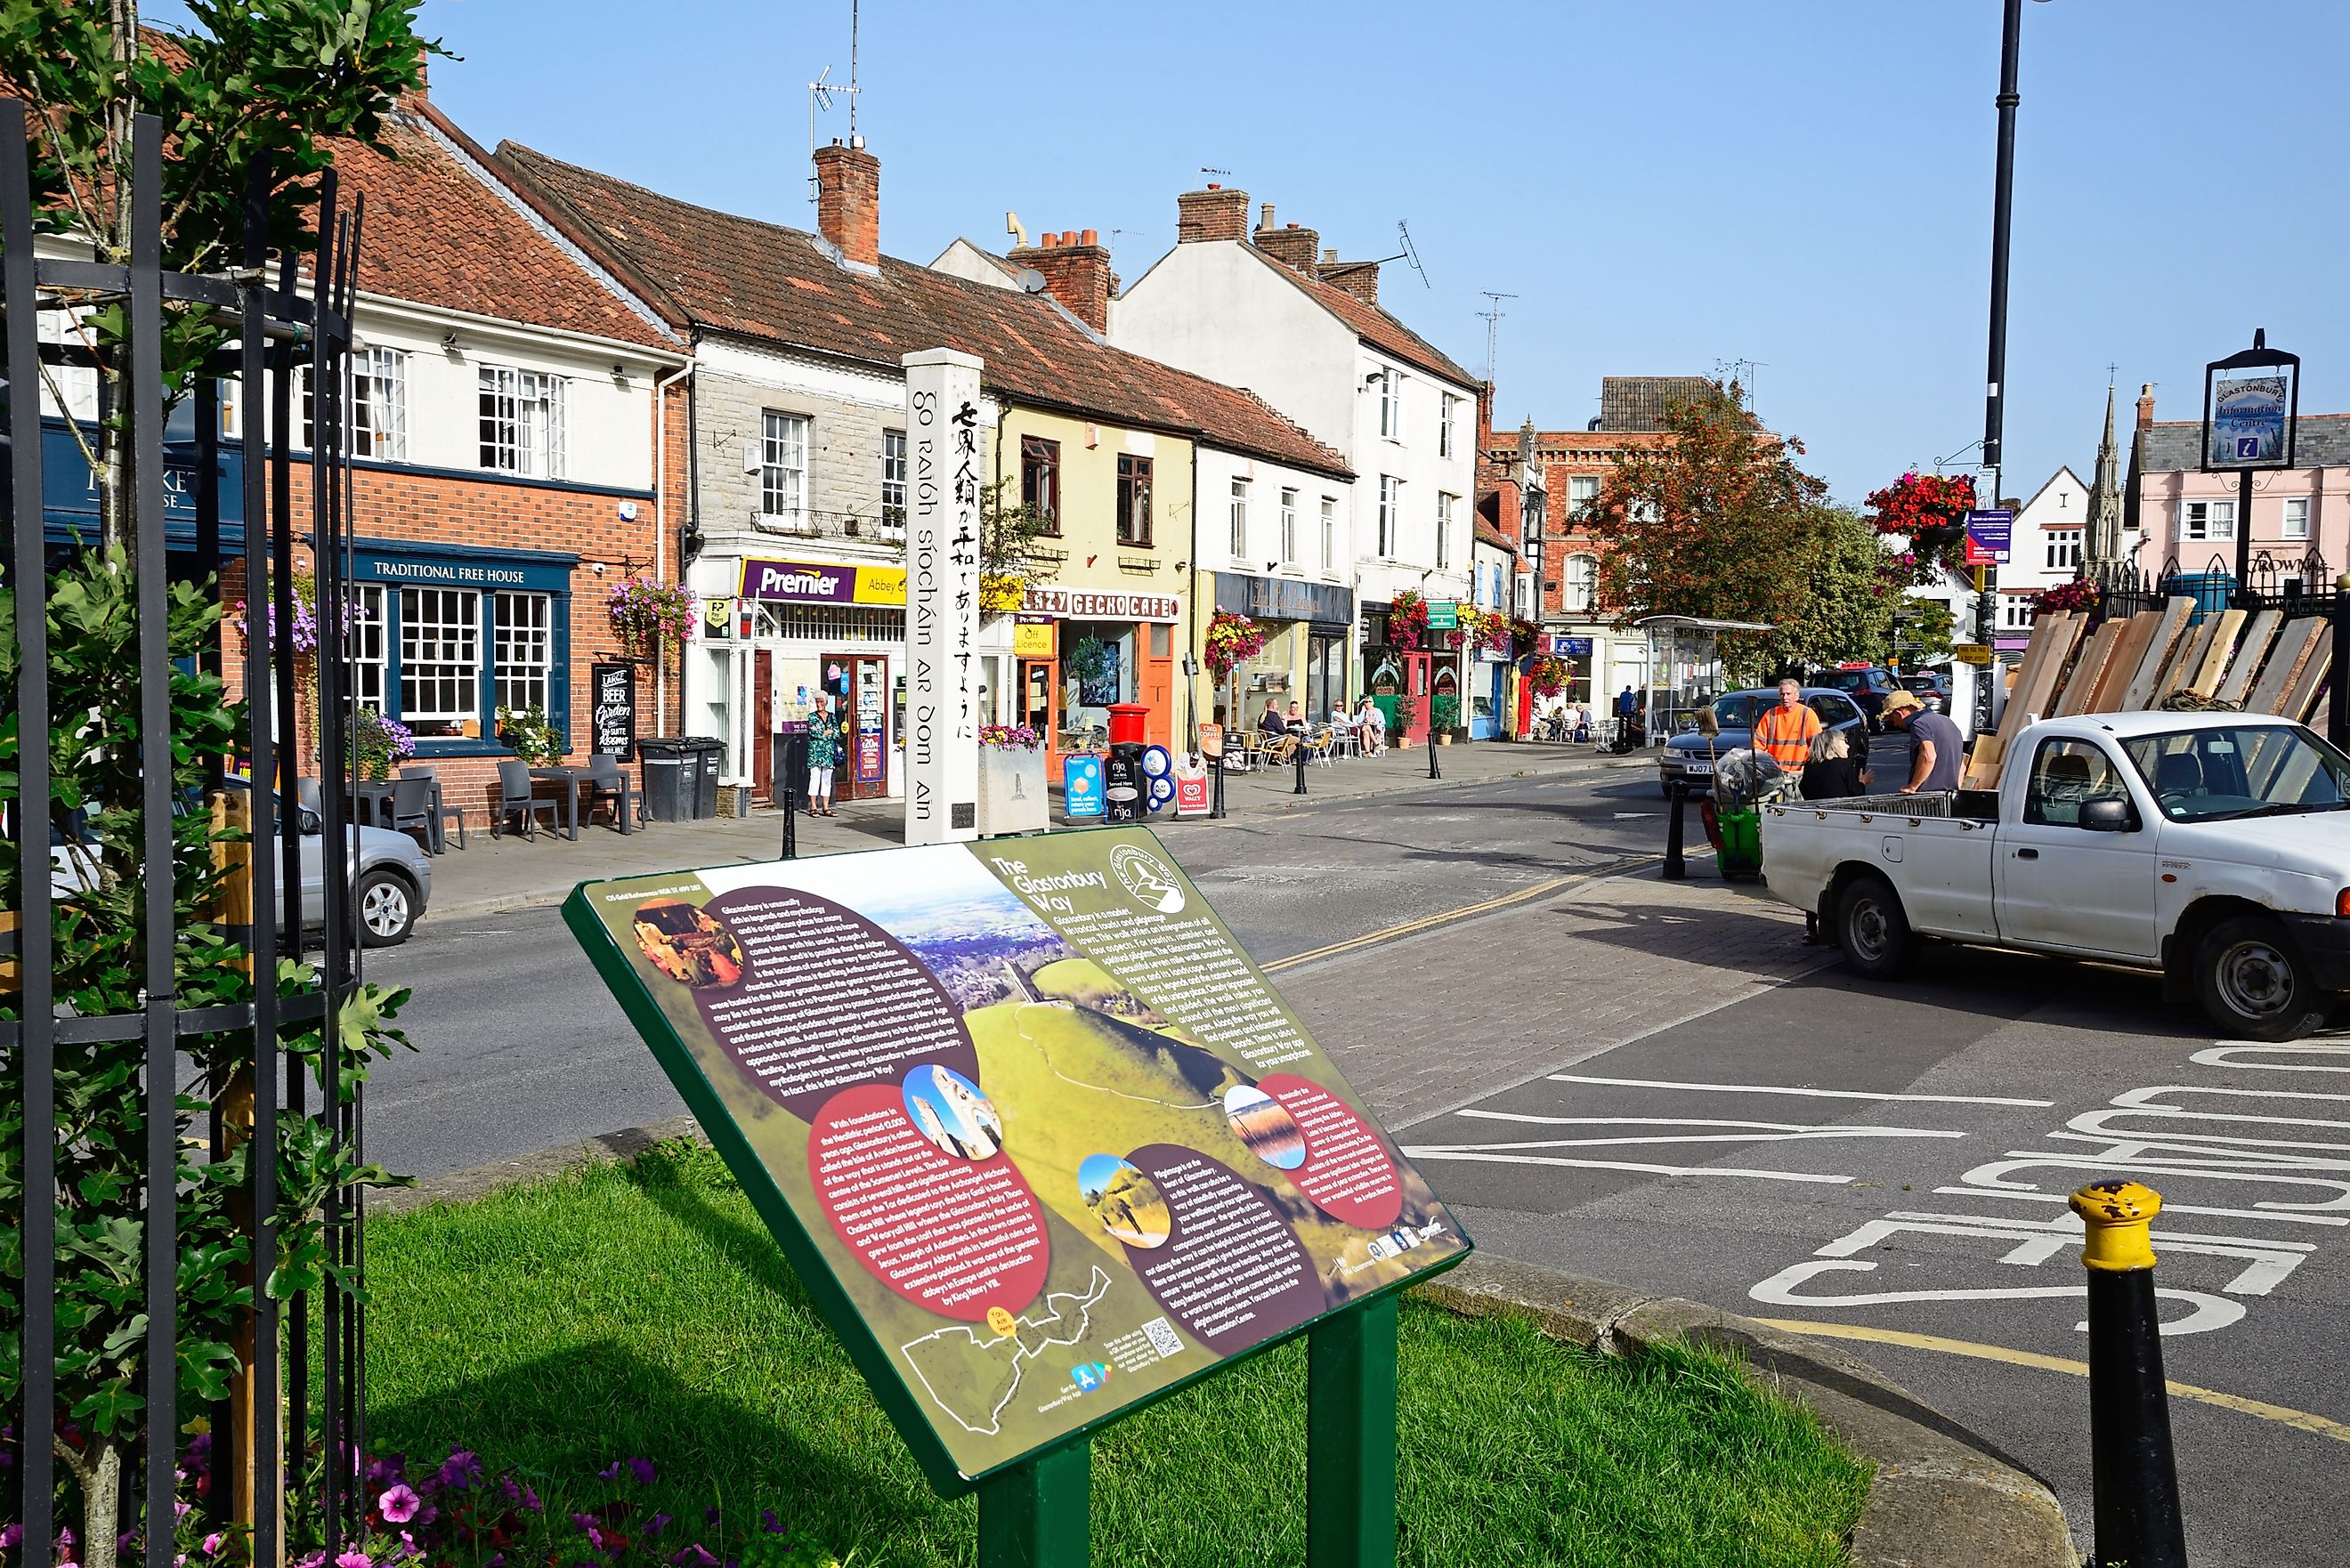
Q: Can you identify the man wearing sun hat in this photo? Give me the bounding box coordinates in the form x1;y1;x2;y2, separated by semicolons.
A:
1882;687;1963;794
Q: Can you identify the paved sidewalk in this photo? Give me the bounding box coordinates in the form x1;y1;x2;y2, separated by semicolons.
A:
420;739;1647;921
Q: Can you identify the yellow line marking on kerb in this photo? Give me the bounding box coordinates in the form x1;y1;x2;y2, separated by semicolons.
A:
1262;856;1660;974
1754;1317;2350;1446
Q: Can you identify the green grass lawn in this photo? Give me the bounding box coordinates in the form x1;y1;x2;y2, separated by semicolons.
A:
366;1142;1868;1567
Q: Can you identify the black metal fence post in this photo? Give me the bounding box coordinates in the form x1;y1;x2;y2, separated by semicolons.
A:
1210;751;1226;819
2330;577;2350;751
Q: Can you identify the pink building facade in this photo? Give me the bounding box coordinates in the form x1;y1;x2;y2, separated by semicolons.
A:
2127;387;2350;586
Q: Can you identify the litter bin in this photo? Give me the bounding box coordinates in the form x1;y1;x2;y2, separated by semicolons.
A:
636;737;690;823
689;737;724;820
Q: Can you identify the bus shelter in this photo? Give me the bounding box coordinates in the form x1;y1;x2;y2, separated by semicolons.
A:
1636;615;1771;742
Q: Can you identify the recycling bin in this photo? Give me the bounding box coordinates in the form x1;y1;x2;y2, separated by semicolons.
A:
636;737;690;822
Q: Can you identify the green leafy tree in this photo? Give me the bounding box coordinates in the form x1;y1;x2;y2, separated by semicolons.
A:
1894;597;1957;671
1584;381;1833;677
1769;505;1899;675
0;0;442;565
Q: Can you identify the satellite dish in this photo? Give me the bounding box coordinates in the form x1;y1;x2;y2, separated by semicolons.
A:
1013;266;1049;294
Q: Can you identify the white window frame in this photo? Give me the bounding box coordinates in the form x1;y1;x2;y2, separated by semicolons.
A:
1563;553;1597;616
2181;499;2236;543
1999;594;2037;632
2044;528;2081;572
1279;487;1298;565
351;585;387;711
1568;474;1600;519
493;590;556;716
881;429;908;536
398;586;482;737
2283;497;2311;542
1435;491;1455;570
1377;476;1400;557
478;365;566;477
1378;368;1402;440
1228;478;1249;557
1438;393;1457;457
760;410;811;527
1320;496;1336;573
303;346;409;460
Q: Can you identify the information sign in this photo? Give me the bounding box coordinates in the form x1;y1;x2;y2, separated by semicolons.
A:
1424;601;1458;631
1060;754;1104;820
1952;643;1994;666
565;832;1471;1492
1964;508;2014;566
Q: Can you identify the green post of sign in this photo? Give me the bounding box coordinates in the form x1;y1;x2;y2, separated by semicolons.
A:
1306;1296;1399;1567
978;1438;1091;1568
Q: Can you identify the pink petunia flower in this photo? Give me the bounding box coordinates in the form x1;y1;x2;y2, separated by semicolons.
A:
379;1484;421;1524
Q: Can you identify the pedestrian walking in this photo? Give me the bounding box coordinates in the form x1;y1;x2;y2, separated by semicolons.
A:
1753;678;1823;783
806;701;839;816
1883;688;1964;794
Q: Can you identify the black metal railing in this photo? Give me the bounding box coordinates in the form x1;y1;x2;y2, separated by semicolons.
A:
4;105;370;1568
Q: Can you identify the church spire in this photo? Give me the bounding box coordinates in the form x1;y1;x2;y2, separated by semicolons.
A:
2086;376;2124;574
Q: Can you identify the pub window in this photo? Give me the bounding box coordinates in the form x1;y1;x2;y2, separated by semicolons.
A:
301;346;408;460
493;591;555;715
479;365;566;476
1116;453;1154;546
399;586;482;738
351;585;387;710
882;429;908;534
1022;435;1061;533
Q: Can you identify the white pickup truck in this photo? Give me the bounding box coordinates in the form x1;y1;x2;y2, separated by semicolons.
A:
1761;710;2350;1040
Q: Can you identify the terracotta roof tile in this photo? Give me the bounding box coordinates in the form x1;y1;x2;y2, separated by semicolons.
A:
497;145;1349;480
320;106;675;352
1247;248;1479;389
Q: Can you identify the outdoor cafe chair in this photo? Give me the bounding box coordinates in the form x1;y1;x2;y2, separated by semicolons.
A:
584;753;638;834
492;759;561;841
1308;726;1338;768
401;764;465;852
385;775;439;853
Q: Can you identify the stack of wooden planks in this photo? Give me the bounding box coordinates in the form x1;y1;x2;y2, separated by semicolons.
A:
1957;597;2334;789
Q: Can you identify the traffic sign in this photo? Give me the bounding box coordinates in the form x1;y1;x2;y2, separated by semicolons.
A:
1952;643;1994;666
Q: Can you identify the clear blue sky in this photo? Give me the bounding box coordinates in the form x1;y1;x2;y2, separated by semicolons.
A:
163;0;2349;505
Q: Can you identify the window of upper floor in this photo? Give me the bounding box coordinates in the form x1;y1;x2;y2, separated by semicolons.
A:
1228;477;1250;557
882;429;908;536
1377;368;1403;440
1117;454;1154;547
1022;435;1061;534
2283;497;2311;541
760;410;810;527
2044;528;2081;572
479;365;566;478
1438;393;1458;457
2180;499;2235;542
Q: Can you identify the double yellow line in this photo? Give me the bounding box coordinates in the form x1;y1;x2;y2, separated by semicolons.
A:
1262;855;1659;974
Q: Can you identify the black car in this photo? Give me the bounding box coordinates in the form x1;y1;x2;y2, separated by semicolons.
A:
1657;687;1870;796
1898;671;1951;699
1811;666;1900;719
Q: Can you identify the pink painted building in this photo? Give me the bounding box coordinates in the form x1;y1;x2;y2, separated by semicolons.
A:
2127;384;2350;586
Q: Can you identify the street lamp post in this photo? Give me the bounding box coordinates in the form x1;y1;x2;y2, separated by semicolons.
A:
1975;0;2030;734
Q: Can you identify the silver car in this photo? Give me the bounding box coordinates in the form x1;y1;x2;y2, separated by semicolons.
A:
49;785;433;947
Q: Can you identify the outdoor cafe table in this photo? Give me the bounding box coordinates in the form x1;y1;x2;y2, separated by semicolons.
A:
344;780;395;827
529;764;589;841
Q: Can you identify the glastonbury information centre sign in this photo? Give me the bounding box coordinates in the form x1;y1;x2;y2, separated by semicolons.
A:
564;828;1470;1491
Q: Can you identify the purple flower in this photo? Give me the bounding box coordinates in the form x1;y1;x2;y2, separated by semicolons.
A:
364;1455;406;1491
647;1514;671;1536
669;1548;717;1568
174;1503;192;1524
523;1487;543;1514
701;1508;719;1527
201;1536;226;1557
597;1462;623;1483
379;1483;422;1524
335;1552;372;1568
758;1511;787;1536
571;1515;601;1534
626;1458;657;1486
435;1451;482;1490
1;1524;23;1553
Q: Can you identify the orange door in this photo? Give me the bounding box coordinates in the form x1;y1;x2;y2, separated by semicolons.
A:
1021;658;1059;766
751;650;774;801
1141;622;1175;748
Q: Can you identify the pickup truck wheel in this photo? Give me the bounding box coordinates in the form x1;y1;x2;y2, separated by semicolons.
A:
2196;916;2328;1041
1836;874;1912;978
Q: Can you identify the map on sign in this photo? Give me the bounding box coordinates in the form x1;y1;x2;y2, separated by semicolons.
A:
564;828;1471;1491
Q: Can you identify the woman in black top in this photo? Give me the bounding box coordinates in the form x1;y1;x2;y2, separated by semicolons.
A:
1800;726;1868;800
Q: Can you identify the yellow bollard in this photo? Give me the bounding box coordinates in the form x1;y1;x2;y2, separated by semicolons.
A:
2070;1181;2186;1568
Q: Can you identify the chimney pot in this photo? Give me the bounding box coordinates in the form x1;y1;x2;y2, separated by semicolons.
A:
1079;228;1098;246
2136;383;2157;430
1040;231;1058;247
1063;230;1078;246
1206;182;1220;190
1321;247;1338;263
1286;222;1300;230
1260;202;1275;230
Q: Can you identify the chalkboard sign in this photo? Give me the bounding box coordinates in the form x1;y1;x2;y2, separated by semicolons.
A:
591;662;636;760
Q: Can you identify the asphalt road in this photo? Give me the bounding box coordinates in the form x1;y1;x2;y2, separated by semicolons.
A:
1407;942;2350;1567
364;756;1664;1178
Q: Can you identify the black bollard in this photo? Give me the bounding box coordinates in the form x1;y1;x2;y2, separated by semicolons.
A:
1294;739;1309;796
1211;751;1227;819
2071;1182;2187;1568
1662;782;1687;879
1426;724;1441;780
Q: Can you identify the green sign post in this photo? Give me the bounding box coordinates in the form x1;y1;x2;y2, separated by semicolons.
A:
564;828;1469;1566
1424;601;1459;631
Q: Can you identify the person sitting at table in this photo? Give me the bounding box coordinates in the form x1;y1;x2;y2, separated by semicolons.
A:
1258;701;1298;763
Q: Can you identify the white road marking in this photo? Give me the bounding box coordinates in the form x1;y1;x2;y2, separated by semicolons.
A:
1544;1071;2054;1108
2190;1043;2350;1074
1455;1110;1963;1142
1817;1210;2308;1294
1399;1146;1854;1184
1747;1260;2245;1336
1933;1184;2350;1229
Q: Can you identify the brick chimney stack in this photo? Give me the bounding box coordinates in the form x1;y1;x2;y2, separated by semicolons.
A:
1008;228;1113;334
2136;382;2157;430
1176;182;1250;243
813;137;880;267
1252;202;1320;274
1317;247;1379;305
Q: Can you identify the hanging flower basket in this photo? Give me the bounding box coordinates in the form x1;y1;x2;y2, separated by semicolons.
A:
1510;615;1541;659
1525;654;1568;698
1203;610;1266;683
1388;591;1430;651
607;574;697;657
2036;578;2100;618
1866;472;1979;584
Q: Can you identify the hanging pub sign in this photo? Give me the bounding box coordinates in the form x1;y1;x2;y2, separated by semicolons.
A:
2201;332;2301;472
591;662;636;760
563;832;1470;1493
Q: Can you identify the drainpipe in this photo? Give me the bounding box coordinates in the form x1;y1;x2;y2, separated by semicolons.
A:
685;368;704;739
652;360;694;738
1187;440;1202;742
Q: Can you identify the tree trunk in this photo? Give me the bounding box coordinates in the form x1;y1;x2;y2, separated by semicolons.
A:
61;1436;124;1568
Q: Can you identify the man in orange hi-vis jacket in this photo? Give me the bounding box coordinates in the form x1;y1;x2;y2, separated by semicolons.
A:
1752;677;1821;780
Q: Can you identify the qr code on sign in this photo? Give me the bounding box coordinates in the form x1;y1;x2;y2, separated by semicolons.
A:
1141;1316;1183;1359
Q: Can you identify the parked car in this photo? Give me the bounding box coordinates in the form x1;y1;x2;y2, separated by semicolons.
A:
1810;665;1901;722
1657;687;1870;796
48;781;432;946
1761;711;2350;1040
1898;671;1951;700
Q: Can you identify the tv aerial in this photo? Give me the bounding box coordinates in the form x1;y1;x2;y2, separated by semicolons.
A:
806;3;866;205
1478;291;1517;384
